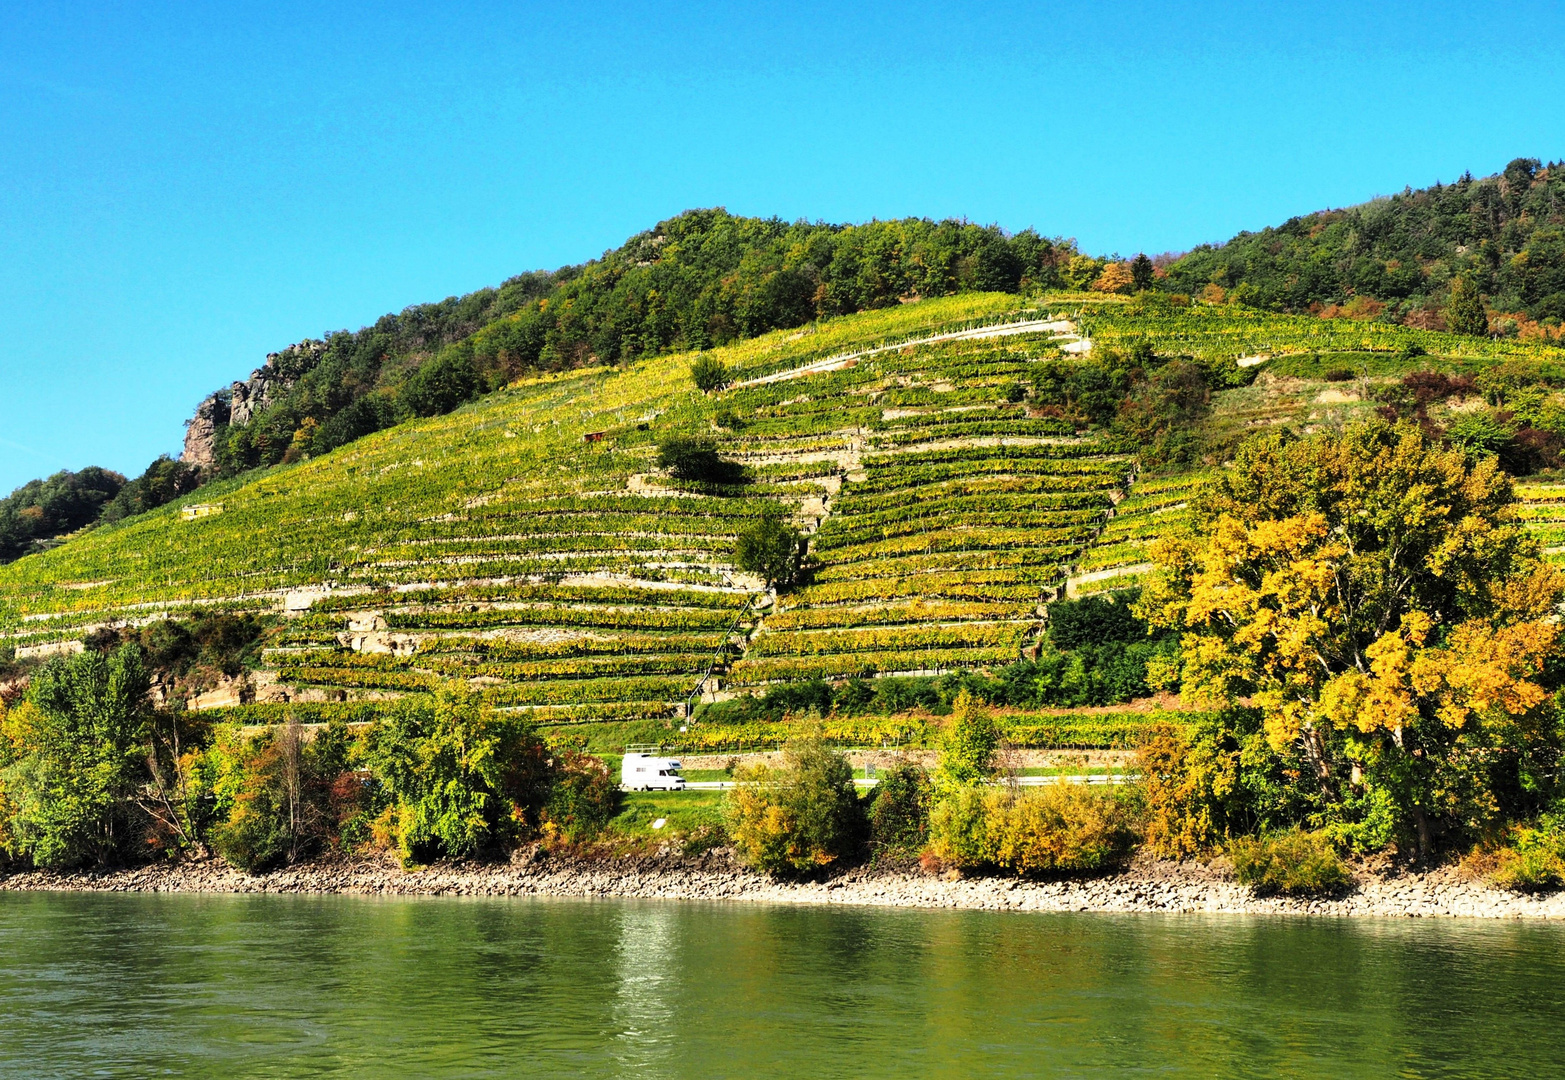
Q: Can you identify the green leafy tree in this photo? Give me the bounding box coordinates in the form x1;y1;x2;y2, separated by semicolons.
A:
400;348;479;417
361;691;553;866
0;467;126;563
0;645;150;867
735;516;806;589
937;690;998;788
1446;275;1489;336
99;456;200;524
690;355;730;392
656;434;746;484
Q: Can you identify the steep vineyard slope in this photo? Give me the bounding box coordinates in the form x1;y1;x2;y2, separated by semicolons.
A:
5;291;1564;738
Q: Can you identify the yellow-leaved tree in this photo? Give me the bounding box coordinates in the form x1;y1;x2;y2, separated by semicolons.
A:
1138;421;1564;857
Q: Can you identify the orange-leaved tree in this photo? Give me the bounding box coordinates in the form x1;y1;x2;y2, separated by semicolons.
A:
1137;421;1564;857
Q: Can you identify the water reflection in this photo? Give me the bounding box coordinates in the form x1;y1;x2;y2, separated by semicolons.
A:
0;893;1560;1079
610;903;682;1075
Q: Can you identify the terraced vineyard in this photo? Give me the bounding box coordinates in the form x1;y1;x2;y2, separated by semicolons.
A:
7;291;1565;744
723;328;1129;686
1516;482;1565;569
0;294;1099;723
1067;472;1209;599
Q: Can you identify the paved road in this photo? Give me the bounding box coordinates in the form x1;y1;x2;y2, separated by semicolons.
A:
679;774;1131;791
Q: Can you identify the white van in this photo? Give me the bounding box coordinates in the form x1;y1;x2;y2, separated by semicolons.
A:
621;751;686;791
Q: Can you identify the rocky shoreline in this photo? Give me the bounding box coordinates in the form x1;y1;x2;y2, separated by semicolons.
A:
4;850;1563;919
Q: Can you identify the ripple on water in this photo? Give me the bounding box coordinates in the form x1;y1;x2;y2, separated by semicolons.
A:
0;892;1561;1079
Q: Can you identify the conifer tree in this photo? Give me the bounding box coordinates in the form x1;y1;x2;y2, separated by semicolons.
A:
1445;275;1489;336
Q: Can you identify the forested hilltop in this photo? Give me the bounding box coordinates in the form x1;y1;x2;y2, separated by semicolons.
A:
184;212;1076;478
12;158;1565;562
1161;157;1565;334
0;212;1079;564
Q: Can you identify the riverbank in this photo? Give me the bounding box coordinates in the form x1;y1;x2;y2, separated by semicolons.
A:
4;849;1563;918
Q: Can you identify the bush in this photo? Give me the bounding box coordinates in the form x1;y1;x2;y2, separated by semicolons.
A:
1047;594;1146;650
543;751;618;842
360;691;553;866
726;733;865;875
1134;720;1233;857
1229;830;1350;896
1487;820;1565;891
927;785;992;866
929;784;1138;874
868;763;931;851
690;355;730;392
203;718;358;872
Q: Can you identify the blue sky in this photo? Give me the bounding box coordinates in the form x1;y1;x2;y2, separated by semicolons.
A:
2;1;1562;493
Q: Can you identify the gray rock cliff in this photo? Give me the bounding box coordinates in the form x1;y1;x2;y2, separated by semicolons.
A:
179;338;324;468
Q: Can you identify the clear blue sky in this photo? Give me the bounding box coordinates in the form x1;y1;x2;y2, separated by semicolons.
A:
2;1;1562;493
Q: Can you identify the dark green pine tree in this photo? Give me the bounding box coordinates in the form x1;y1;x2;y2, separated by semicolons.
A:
1131;253;1155;292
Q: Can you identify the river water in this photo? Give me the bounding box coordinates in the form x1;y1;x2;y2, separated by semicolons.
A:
0;892;1559;1078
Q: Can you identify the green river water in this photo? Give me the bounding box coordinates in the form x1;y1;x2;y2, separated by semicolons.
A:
0;892;1560;1078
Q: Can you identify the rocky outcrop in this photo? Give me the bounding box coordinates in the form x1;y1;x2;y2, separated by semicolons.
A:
181;394;229;470
187;675;252;711
179;338;325;467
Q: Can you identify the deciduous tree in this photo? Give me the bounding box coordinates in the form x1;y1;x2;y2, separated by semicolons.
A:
1138;421;1563;856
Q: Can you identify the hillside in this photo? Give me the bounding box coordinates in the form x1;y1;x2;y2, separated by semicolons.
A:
1161;157;1565;333
181;211;1079;480
6;288;1565;754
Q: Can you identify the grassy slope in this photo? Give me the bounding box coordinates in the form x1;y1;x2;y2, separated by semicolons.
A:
5;292;1564;741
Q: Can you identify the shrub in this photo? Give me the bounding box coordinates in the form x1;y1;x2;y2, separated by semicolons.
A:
929;784;1138;874
726;733;864;875
1323;368;1355;382
1229;830;1350;896
543;751;618;843
1135;720;1233;857
735;517;807;590
1487;820;1565;891
937;691;998;787
656;434;746;484
986;784;1139;874
1047;594;1146;650
927;785;993;866
868;763;931;851
690;355;731;392
204;718;357;872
